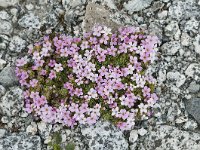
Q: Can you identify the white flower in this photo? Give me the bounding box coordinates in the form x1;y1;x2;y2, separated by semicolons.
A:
33;51;41;60
138;103;148;114
88;88;98;99
54;63;63;72
112;107;119;117
101;26;112;35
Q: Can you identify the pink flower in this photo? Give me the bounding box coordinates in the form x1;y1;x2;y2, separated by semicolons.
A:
16;57;27;67
49;70;56;79
54;63;63;72
29;79;38;87
48;60;56;67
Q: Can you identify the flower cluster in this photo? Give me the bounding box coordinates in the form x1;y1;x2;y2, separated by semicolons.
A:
16;26;159;130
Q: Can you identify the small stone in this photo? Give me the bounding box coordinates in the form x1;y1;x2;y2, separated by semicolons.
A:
185;63;200;80
193;34;200;54
185;98;200;124
184;17;199;34
83;3;120;32
161;41;181;55
164;21;181;39
158;70;166;84
157;10;168;19
0;19;12;35
183;119;198;130
1;116;9;123
138;128;147;136
25;4;34;10
129;130;138;143
18;14;41;29
0;66;18;87
181;33;191;46
0;59;6;70
0;11;10;20
37;121;52;138
0;0;19;7
188;81;200;93
0;85;6;97
167;71;186;87
9;36;26;53
0;133;41;150
26;122;38;135
62;0;86;8
0;87;23;116
0;129;6;138
124;0;153;13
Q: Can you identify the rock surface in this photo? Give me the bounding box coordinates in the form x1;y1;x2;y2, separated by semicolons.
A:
0;133;41;150
138;125;200;150
81;121;128;150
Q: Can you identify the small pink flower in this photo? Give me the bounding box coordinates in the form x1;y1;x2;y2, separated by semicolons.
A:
16;57;27;67
29;79;38;87
54;63;63;72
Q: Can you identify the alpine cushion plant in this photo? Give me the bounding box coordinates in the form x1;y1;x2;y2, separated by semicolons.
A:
15;26;159;130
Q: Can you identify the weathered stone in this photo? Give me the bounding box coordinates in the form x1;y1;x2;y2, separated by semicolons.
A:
0;19;12;35
0;85;6;97
0;66;18;87
188;81;200;93
161;41;181;55
0;129;6;138
0;87;23;116
0;59;6;70
83;3;120;32
62;0;86;8
18;14;41;29
181;33;191;46
0;11;10;20
9;36;26;53
81;120;128;150
185;63;200;80
164;21;181;40
138;125;200;149
169;0;199;20
185;98;200;125
184;17;199;34
167;71;186;87
124;0;153;13
129;130;138;143
0;0;19;7
193;34;200;54
26;122;38;135
0;133;41;150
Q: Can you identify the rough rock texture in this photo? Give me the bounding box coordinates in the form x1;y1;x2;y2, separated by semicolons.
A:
0;66;18;87
0;0;200;149
138;125;200;150
81;121;128;150
0;133;41;150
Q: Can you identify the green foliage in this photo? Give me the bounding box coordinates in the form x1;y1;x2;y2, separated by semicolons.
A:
49;132;75;150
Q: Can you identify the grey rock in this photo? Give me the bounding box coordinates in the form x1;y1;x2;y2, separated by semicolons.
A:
81;120;128;150
0;133;41;150
0;59;6;70
9;36;26;53
138;125;200;149
164;20;181;40
0;19;12;35
124;0;153;13
0;85;6;97
185;63;200;80
167;71;186;87
184;17;199;34
0;66;18;87
0;87;23;116
0;0;19;7
62;0;86;8
188;81;200;93
18;14;41;29
185;98;200;124
169;0;199;21
0;129;6;138
0;11;11;20
161;41;181;55
129;130;138;143
193;34;200;54
181;33;191;46
83;3;120;32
